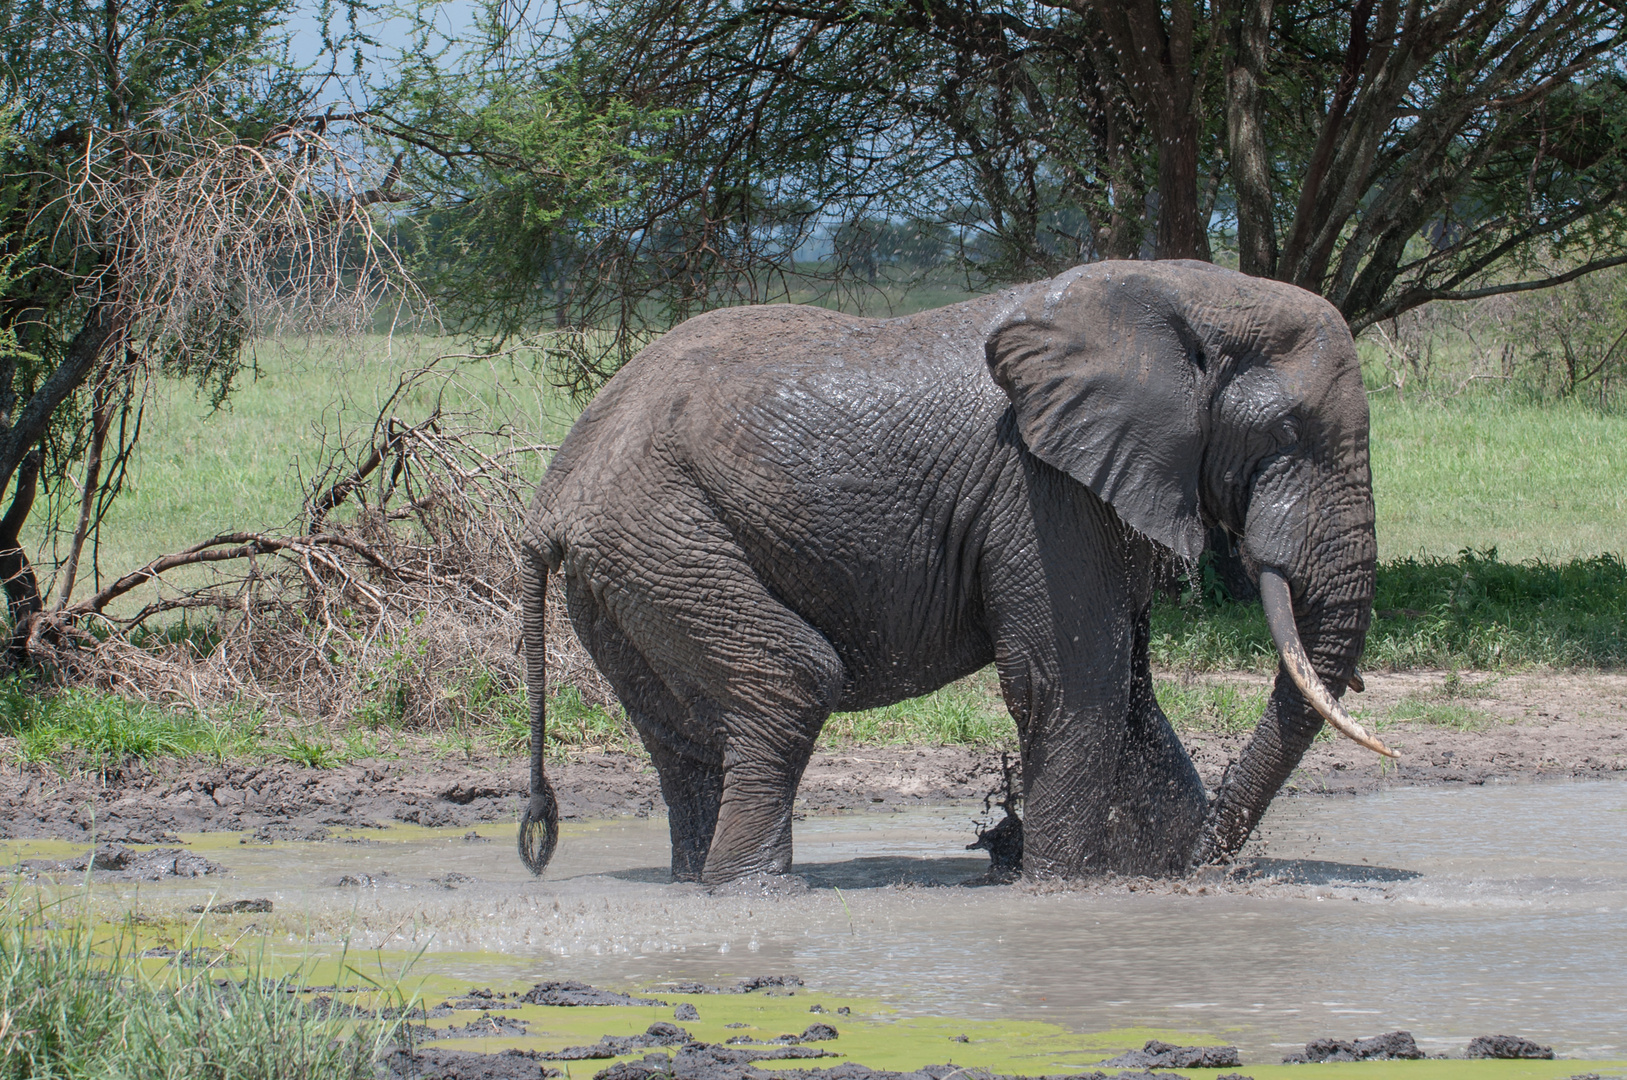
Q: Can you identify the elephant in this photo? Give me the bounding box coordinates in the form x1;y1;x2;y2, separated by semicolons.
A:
516;260;1392;885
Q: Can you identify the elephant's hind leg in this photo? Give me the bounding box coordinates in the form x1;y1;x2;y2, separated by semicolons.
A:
669;599;843;884
564;574;724;882
582;528;845;885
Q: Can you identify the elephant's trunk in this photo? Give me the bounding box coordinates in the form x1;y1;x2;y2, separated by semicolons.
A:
1194;489;1375;865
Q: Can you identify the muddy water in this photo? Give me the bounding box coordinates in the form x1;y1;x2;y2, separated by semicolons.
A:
17;780;1627;1060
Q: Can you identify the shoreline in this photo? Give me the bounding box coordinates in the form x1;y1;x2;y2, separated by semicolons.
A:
0;667;1622;845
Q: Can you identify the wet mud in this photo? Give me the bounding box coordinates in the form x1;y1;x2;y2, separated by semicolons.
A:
8;783;1625;1066
3;681;1625;845
14;841;225;880
376;1001;1604;1080
0;746;1010;842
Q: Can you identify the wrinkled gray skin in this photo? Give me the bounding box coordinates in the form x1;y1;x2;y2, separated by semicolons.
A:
519;261;1375;884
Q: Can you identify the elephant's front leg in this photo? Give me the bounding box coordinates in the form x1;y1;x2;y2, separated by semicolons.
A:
1102;604;1208;872
998;642;1134;879
988;509;1208;877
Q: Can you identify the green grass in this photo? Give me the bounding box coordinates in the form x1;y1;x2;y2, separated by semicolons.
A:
50;331;1625;590
23;335;582;599
821;670;1013;747
1151;678;1271;734
0;894;404;1078
6;322;1626;757
0;677;260;768
1368;393;1627;562
818;670;1280;746
1153;548;1627;672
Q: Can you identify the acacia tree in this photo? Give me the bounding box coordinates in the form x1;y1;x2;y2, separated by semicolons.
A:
530;0;1627;359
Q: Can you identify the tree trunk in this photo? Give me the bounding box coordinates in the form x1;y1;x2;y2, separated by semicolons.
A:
1156;112;1211;261
1089;0;1213;263
1225;0;1278;277
1;448;43;662
53;371;114;610
0;305;116;495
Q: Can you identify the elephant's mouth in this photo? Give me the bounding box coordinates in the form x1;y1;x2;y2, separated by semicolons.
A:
1258;565;1396;759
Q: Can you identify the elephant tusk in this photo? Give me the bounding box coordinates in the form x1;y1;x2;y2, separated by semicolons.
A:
1259;567;1398;759
1347;670;1365;693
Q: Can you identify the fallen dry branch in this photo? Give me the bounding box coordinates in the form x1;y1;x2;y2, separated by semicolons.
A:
21;358;616;730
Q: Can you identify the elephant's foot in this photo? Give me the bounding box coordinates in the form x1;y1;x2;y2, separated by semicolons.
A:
697;830;795;886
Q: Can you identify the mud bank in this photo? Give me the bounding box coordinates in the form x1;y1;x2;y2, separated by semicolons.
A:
0;670;1621;843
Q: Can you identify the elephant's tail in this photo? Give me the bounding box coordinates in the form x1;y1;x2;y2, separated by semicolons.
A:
518;546;559;875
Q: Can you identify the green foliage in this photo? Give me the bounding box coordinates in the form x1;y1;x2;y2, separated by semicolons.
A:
1152;679;1270;735
1152;550;1627;673
273;728;345;769
1366;549;1627;669
1362;269;1627;411
378;6;657;389
0;894;401;1078
0;677;253;767
0;0;407;621
821;676;1014;748
492;684;640;757
0;0;311;413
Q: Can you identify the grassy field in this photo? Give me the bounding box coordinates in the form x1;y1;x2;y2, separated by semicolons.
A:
0;891;403;1078
1370;394;1627;561
22;337;579;589
33;338;1624;578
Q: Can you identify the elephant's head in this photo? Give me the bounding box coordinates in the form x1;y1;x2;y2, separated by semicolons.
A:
985;260;1386;866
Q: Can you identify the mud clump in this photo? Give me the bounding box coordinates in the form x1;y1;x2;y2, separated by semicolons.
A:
659;976;802;995
421;1016;531;1040
432;872;476;889
520;981;669;1007
675;1004;699;1021
1101;1040;1241;1069
1283;1031;1422;1063
1465;1036;1554;1059
543;1023;694;1060
244;822;330;843
445;989;523;1011
187;898;272;914
18;843;226;881
599;1063;1167;1080
725;1024;838;1046
381;1047;563;1079
591;1042;841;1080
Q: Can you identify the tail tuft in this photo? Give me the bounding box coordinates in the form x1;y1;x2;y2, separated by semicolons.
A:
518;779;559;875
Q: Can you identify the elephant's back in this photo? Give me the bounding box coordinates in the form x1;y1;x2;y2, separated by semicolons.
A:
528;297;1020;699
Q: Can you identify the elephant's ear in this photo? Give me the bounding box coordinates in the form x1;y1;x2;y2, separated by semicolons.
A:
985;267;1209;561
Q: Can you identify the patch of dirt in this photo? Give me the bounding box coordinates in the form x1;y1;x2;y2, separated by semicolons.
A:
1178;669;1627;794
0;671;1620;844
